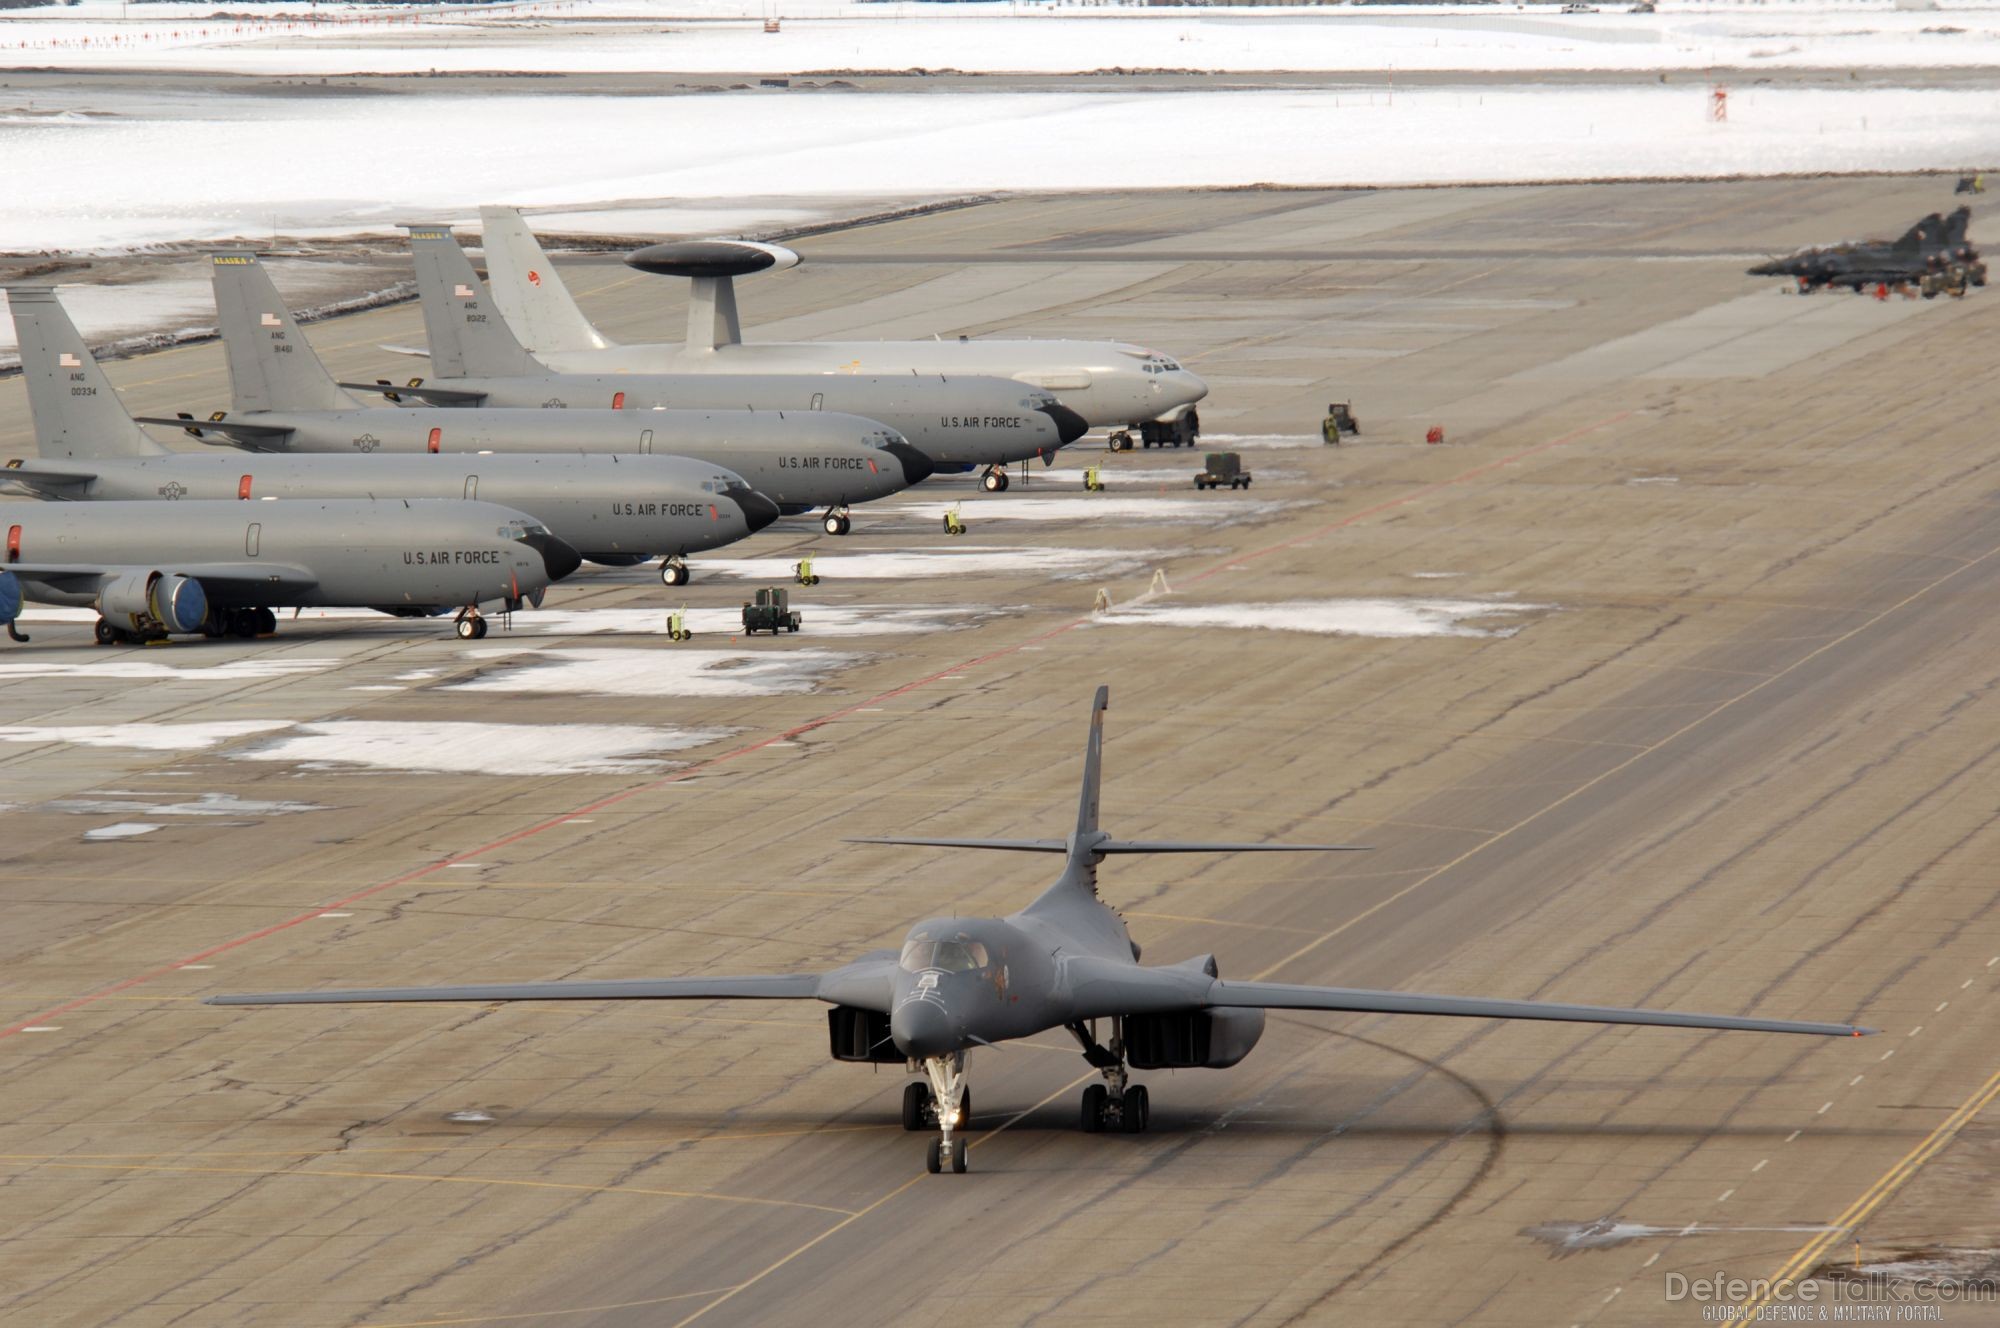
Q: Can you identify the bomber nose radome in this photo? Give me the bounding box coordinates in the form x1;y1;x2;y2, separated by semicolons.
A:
891;1000;956;1058
736;490;782;533
883;440;937;485
523;531;583;582
1041;402;1089;446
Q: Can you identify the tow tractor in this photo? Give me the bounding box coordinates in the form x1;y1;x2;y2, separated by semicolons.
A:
1322;401;1359;443
742;587;802;635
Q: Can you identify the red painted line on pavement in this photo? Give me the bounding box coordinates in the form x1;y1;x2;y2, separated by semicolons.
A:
0;411;1626;1042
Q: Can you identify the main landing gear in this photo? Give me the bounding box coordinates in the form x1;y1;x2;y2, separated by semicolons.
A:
659;556;691;587
908;1053;971;1174
979;466;1010;493
822;506;852;536
1069;1019;1150;1134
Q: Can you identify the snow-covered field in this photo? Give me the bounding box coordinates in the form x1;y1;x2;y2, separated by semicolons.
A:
6;3;2000;74
5;83;1993;254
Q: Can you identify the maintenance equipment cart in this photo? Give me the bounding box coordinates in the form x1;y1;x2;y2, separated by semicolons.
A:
1194;452;1251;490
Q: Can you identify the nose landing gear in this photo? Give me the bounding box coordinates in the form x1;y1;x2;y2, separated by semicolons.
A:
917;1052;971;1173
659;556;691;587
453;609;489;641
822;507;852;536
979;466;1010;493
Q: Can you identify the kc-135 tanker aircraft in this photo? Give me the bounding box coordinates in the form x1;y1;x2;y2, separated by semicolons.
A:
479;205;1211;449
151;253;923;545
5;287;779;583
211;688;1872;1175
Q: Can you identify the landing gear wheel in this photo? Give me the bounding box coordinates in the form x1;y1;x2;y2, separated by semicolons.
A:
1081;1083;1107;1133
660;560;689;587
902;1082;932;1132
981;468;1009;493
822;514;846;536
231;612;259;640
950;1137;968;1174
1122;1085;1150;1134
455;617;479;641
254;608;277;636
957;1088;972;1131
94;618;117;646
926;1137;943;1174
1109;431;1132;453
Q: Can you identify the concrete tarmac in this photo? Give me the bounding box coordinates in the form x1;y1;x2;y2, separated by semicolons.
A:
3;177;1999;1327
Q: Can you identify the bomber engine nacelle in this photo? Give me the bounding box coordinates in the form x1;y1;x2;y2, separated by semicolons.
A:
1124;1008;1267;1070
1124;956;1266;1069
826;1005;903;1064
99;571;209;636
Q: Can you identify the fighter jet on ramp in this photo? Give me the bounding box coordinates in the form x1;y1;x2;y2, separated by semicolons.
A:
210;687;1872;1175
1747;208;1982;296
6;287;778;585
479;206;1209;449
375;225;1088;491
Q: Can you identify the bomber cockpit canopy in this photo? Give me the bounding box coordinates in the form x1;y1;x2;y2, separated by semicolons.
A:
899;928;991;973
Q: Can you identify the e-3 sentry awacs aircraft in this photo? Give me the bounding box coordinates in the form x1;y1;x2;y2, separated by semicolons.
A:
478;205;1211;450
209;687;1873;1175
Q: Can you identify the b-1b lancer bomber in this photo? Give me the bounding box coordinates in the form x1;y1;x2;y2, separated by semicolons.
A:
210;688;1872;1175
159;253;924;543
381;225;1087;492
480;205;1210;451
6;288;778;587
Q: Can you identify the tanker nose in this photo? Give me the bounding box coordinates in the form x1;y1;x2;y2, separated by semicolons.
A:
522;531;582;582
736;489;782;533
891;1000;957;1059
883;439;936;485
1041;402;1089;446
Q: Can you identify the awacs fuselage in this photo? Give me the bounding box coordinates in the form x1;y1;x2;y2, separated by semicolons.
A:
527;341;1207;435
395;372;1083;471
0;498;573;623
0;453;777;562
178;408;925;513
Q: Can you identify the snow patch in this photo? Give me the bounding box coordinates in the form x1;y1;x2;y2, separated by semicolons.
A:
234;720;730;776
520;605;986;636
898;497;1281;524
0;659;333;683
0;721;291;751
49;791;325;817
698;546;1167;581
1095;598;1548;638
451;647;856;698
83;822;160;842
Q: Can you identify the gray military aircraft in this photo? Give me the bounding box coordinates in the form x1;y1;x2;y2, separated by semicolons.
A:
6;287;776;587
209;687;1872;1174
373;225;1088;491
1748;207;1983;296
479;206;1209;450
153;253;925;539
0;497;573;644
